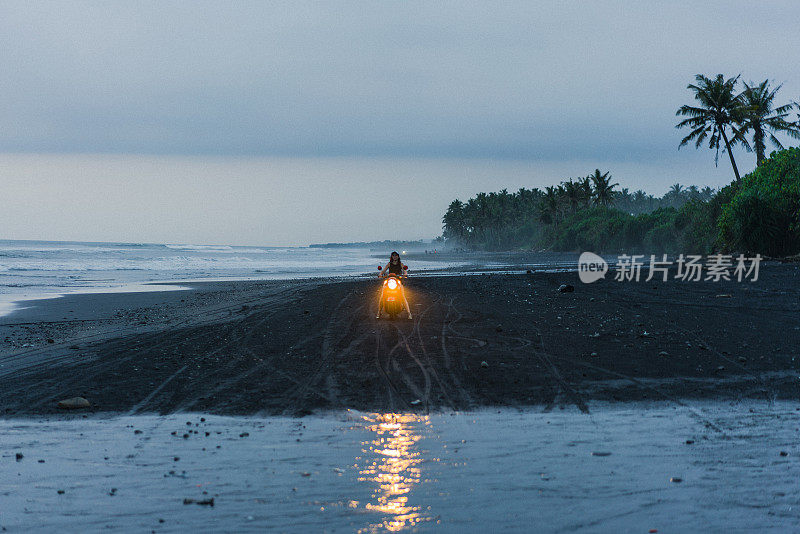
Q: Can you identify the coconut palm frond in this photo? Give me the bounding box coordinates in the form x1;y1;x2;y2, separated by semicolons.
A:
738;79;800;164
676;73;745;180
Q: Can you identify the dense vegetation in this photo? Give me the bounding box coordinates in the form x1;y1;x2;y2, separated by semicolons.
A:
719;147;800;256
441;73;800;256
442;149;800;255
441;172;721;253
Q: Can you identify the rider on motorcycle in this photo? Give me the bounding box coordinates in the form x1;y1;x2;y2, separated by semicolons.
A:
376;251;412;320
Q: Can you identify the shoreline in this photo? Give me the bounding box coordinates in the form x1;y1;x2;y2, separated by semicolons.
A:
0;251;584;320
3;248;689;322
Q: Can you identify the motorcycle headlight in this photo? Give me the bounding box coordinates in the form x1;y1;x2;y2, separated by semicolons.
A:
387;278;398;290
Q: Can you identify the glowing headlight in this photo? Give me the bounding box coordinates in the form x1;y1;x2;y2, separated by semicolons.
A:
387;278;398;290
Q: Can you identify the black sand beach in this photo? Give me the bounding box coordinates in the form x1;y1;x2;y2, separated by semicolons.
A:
2;261;799;417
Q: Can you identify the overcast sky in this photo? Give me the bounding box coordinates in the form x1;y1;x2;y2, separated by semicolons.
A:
1;1;799;245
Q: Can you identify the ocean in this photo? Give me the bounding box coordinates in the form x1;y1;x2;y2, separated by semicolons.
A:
0;239;455;316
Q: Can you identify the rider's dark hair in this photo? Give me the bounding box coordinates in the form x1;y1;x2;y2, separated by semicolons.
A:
390;251;401;264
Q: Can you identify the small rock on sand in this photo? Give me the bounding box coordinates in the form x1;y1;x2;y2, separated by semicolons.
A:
558;284;575;293
183;498;214;506
57;397;91;410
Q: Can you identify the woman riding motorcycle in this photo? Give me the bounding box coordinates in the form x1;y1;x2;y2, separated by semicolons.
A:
376;251;412;319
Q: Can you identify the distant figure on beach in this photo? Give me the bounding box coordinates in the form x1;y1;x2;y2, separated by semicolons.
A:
376;251;412;319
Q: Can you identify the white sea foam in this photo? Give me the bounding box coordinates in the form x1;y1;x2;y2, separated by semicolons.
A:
165;244;235;251
0;239;462;317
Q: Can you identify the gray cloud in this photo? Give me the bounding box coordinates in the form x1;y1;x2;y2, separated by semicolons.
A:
1;1;798;160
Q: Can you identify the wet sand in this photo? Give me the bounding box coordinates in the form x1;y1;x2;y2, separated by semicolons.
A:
1;262;799;416
3;402;800;532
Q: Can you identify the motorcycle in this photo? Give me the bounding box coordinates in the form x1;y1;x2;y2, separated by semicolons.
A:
377;264;408;319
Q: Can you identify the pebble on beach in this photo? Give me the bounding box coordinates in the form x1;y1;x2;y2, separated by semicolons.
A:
57;397;91;410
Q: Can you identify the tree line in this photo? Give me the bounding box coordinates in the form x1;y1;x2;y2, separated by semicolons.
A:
442;172;717;249
441;73;800;255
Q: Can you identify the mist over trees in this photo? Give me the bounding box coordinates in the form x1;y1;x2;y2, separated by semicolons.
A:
441;171;718;252
441;73;800;256
442;148;800;256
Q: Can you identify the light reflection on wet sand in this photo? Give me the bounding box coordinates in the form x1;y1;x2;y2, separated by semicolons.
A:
356;413;433;532
3;403;800;532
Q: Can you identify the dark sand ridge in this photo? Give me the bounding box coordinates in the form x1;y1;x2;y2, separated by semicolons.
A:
1;263;799;417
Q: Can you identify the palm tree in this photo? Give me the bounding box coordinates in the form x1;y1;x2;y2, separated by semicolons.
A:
700;186;715;201
795;100;800;128
664;183;686;208
669;183;684;196
539;186;559;224
738;80;800;165
578;177;593;208
561;180;583;213
588;169;618;206
676;74;749;181
442;200;466;242
632;189;648;213
616;187;631;212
